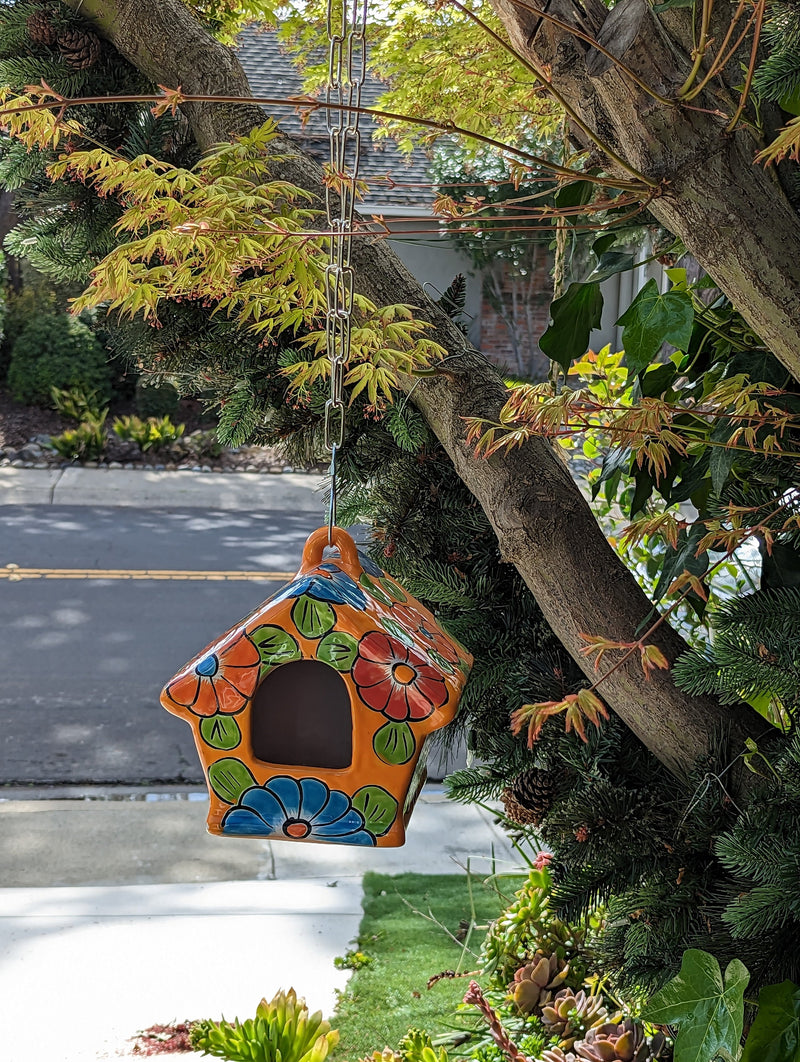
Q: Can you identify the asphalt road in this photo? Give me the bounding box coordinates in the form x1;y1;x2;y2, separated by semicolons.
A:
0;505;323;786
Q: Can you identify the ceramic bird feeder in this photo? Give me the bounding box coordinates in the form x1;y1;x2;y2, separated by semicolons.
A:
161;527;472;847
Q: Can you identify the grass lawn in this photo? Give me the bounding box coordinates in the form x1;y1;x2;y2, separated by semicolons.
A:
331;871;524;1060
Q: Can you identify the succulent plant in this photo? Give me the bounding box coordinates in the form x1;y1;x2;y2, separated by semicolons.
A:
510;951;570;1014
362;1050;402;1062
573;1021;668;1062
540;988;609;1049
541;1049;576;1062
189;988;339;1062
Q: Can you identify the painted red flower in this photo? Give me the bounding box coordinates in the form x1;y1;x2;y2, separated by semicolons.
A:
353;630;448;722
165;629;260;717
417;620;461;665
386;602;462;668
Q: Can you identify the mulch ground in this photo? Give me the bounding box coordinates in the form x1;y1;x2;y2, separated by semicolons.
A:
0;389;314;473
130;1022;196;1055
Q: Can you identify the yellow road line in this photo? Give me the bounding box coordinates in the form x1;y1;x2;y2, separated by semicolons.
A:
2;565;293;582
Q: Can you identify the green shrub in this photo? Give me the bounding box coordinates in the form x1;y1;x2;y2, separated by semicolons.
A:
1;281;56;383
50;385;105;421
135;376;180;418
112;414;185;452
46;411;108;461
7;314;112;406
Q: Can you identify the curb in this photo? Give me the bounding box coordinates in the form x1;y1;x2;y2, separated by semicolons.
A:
0;466;327;511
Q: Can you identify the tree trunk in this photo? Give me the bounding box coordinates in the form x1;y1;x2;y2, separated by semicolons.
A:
490;0;800;383
63;0;770;780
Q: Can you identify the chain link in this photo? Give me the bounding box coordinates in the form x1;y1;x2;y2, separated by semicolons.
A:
324;0;367;542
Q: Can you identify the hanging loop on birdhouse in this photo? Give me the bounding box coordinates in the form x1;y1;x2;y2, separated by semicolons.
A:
301;525;362;576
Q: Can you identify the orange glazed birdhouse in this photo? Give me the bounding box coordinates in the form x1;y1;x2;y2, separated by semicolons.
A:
160;528;472;847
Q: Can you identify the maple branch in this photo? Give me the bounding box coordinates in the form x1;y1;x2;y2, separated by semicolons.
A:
0;87;651;192
442;0;661;187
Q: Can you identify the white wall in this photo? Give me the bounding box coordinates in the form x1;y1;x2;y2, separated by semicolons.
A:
385;220;482;346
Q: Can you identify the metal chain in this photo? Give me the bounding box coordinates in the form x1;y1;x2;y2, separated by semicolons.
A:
324;0;367;541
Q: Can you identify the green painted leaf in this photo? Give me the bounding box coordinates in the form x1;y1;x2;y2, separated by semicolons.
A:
251;624;301;670
318;630;358;671
429;649;455;674
208;758;257;804
741;981;800;1062
359;573;394;608
352;785;398;836
641;949;749;1062
199;714;242;751
617;278;694;375
380;616;415;647
291;595;336;639
380;577;407;603
373;720;416;765
540;282;604;372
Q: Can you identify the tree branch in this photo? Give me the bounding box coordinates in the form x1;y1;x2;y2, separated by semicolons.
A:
62;0;769;779
489;0;800;383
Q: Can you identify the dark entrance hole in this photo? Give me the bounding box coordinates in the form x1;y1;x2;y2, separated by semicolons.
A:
249;659;353;769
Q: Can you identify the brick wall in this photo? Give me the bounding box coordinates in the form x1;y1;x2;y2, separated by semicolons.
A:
478;244;555;381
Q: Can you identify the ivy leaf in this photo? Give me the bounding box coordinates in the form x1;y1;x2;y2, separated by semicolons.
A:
741;981;800;1062
709;420;737;496
554;179;593;213
641;949;748;1062
592;233;617;257
540;282;604;372
617;278;694;375
652;523;709;602
585;250;635;284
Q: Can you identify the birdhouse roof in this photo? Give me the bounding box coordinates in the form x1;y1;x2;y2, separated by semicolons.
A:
161;527;471;745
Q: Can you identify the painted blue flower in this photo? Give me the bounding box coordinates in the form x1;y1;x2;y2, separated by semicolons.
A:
221;776;376;845
357;551;385;579
270;568;367;610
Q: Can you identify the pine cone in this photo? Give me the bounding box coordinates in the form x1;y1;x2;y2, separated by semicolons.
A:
509;951;570;1014
503;767;557;826
26;9;57;47
57;27;101;69
501;787;540;826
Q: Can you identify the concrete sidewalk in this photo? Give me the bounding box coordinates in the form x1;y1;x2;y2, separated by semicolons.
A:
0;465;327;510
0;467;514;1061
0;788;519;1062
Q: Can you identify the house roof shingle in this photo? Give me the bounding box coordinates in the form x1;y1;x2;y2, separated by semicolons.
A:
236;27;434;215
